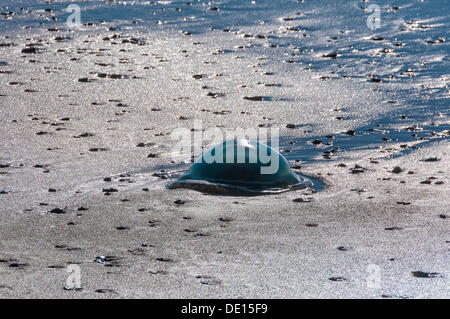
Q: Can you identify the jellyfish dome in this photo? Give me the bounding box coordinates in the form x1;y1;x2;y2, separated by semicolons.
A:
169;139;313;194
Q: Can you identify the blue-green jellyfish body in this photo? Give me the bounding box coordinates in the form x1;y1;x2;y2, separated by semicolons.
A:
169;139;312;194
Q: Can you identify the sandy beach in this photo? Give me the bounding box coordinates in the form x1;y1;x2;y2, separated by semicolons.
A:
0;0;448;298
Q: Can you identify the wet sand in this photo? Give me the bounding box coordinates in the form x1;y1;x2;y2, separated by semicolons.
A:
0;0;448;298
0;145;448;298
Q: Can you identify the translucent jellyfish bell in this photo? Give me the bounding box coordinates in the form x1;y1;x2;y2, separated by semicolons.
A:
169;139;313;194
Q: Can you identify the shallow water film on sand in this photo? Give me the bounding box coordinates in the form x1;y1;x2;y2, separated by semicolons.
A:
0;0;448;298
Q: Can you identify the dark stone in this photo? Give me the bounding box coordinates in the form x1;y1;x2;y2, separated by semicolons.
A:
385;227;403;231
328;276;346;281
21;47;37;54
411;271;441;278
49;208;66;214
345;130;356;136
